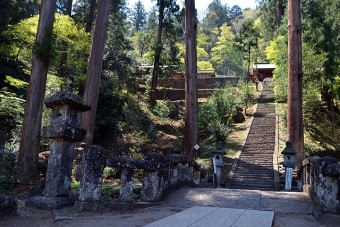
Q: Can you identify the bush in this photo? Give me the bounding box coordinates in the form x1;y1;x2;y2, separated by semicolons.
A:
103;167;121;179
94;77;128;141
236;79;256;114
153;101;170;120
0;140;18;192
199;84;237;142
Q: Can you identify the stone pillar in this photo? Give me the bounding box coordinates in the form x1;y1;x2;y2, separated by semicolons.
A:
73;144;85;182
188;166;194;182
178;162;189;182
170;163;179;185
119;168;134;202
42;90;90;197
314;157;339;213
141;169;162;202
75;145;105;211
142;152;163;201
193;170;201;186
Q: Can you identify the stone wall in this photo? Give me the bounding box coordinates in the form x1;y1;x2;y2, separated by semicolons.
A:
157;77;238;89
138;77;239;101
302;156;340;214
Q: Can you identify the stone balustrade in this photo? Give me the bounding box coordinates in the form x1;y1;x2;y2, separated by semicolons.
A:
76;147;205;211
302;156;340;214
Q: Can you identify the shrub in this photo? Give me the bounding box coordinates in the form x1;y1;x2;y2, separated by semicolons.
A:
199;84;237;142
94;78;128;141
103;167;121;179
0;140;18;192
153;101;170;120
236;79;256;114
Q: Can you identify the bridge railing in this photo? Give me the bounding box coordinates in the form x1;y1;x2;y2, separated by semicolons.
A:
75;145;205;211
302;156;340;214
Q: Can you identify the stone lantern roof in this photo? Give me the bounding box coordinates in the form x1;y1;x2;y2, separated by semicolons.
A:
281;141;297;155
44;90;91;112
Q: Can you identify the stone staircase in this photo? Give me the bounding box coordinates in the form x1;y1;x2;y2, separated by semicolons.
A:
231;84;276;191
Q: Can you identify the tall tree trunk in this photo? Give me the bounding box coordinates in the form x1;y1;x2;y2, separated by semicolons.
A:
58;0;73;78
66;0;72;16
275;0;285;26
149;0;165;109
85;0;97;33
81;0;111;145
184;0;198;157
17;0;56;181
287;0;304;167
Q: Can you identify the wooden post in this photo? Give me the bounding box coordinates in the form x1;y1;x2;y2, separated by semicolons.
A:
287;0;304;166
184;0;198;157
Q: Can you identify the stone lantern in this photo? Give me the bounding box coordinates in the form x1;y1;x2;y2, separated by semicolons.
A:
42;90;90;197
281;141;296;168
212;150;223;188
281;141;296;190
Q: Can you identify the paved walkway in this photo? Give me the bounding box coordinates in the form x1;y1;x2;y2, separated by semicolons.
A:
145;206;274;227
2;187;340;227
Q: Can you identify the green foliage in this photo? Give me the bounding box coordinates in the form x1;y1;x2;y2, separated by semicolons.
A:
333;76;340;101
70;181;80;190
193;30;215;70
0;140;19;192
265;35;288;101
0;0;38;34
129;146;144;159
33;27;55;61
4;75;28;89
204;0;231;34
303;81;321;130
199;84;237;142
197;61;214;70
153;101;170;120
94;78;128;142
130;0;147;32
0;91;25;133
236;79;256;112
104;3;136;86
237;18;260;72
103;167;121;179
211;23;243;75
301;0;339;108
1;13;91;78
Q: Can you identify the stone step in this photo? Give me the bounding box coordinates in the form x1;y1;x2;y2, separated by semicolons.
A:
234;170;274;174
233;175;274;180
233;180;274;184
232;181;275;186
239;156;273;159
231;183;275;190
236;163;273;167
231;85;277;191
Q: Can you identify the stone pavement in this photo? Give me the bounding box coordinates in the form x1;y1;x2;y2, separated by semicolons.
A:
145;206;274;227
2;187;340;227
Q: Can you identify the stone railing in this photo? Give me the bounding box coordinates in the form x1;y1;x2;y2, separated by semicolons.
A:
302;156;340;214
75;146;205;211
